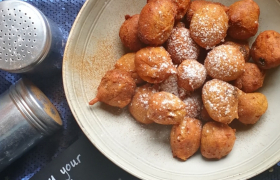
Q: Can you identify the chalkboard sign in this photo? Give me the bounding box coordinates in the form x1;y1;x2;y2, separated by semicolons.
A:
30;134;139;180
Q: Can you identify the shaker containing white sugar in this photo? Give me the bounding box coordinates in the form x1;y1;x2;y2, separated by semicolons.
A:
0;0;64;75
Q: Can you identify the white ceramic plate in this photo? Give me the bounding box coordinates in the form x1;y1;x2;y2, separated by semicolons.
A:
63;0;280;179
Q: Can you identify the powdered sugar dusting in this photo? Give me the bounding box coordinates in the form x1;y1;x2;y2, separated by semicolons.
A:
202;79;238;123
178;87;191;99
182;91;203;118
132;85;158;110
147;92;186;123
167;27;200;64
190;4;228;49
160;74;180;97
178;60;207;91
135;47;177;83
159;92;185;109
205;45;245;81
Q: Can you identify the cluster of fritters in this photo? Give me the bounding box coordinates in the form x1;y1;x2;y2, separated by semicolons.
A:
89;0;280;161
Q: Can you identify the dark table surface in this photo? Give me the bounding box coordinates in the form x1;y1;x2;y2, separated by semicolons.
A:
0;0;279;180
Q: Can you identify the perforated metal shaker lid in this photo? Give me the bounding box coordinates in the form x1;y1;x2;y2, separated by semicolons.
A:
0;0;50;73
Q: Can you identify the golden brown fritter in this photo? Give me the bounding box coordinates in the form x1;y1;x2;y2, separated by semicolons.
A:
186;0;229;23
167;27;200;64
177;59;207;91
228;0;260;40
138;0;177;46
147;92;187;125
238;92;268;124
223;38;250;62
119;14;145;52
201;121;236;159
135;46;177;84
170;117;202;161
251;30;280;69
129;84;158;124
233;62;265;93
89;69;136;108
202;79;239;124
204;45;245;82
190;4;229;49
115;53;144;85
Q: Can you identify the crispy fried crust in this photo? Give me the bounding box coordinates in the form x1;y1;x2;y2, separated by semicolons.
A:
201;121;236;159
115;53;145;85
147;92;187;125
204;45;245;81
190;4;228;49
138;0;177;46
228;0;260;40
119;14;145;52
232;63;265;93
170;117;202;160
135;47;177;84
96;69;136;108
167;27;200;64
238;92;268;124
202;79;239;124
129;84;158;124
251;30;280;69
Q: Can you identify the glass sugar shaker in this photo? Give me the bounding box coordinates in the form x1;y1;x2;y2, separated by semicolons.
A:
0;78;63;171
0;0;65;76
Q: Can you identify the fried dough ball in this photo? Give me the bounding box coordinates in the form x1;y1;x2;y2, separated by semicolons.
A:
228;0;260;40
147;92;187;125
172;0;191;20
238;92;268;124
166;27;200;64
135;46;177;84
202;79;239;124
177;59;207;91
251;30;280;69
201;122;236;159
89;69;136;108
204;45;245;81
119;14;145;52
182;91;203;119
138;0;177;46
233;63;265;93
223;38;250;62
115;53;144;85
186;0;229;23
170;117;202;161
129;84;158;124
190;4;229;49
